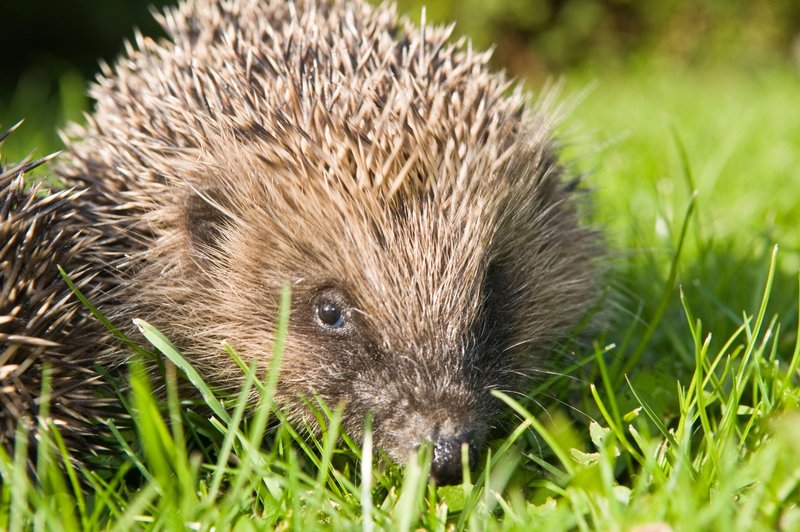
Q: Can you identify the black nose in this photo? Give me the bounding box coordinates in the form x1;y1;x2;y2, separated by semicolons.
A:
430;437;477;485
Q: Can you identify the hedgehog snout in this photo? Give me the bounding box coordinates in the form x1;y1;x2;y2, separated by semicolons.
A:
429;431;478;485
377;404;483;485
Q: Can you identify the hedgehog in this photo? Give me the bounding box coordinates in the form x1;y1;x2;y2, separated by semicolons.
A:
1;0;600;484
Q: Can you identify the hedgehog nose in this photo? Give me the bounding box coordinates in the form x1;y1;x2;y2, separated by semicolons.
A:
430;436;477;485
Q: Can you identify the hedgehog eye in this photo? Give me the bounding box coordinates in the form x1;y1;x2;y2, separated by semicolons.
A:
316;300;345;328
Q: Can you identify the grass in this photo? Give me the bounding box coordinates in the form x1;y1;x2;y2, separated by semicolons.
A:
1;58;799;529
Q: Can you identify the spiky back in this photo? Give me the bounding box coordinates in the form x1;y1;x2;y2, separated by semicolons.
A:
64;0;534;196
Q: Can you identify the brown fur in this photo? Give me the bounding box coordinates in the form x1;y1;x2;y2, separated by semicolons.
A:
3;0;600;483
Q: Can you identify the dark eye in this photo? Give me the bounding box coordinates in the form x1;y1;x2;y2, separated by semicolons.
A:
317;300;344;328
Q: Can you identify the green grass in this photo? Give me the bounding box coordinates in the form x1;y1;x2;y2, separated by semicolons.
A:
1;61;799;529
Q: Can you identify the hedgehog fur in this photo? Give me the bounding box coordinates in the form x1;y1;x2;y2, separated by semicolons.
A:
2;0;601;484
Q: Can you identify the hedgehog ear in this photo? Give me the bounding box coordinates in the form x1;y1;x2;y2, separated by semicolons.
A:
183;187;233;256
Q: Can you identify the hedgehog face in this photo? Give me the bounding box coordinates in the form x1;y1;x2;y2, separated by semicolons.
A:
281;202;513;485
176;169;532;484
189;163;596;484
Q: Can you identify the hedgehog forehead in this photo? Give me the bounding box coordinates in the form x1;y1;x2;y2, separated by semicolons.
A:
215;159;494;325
202;108;519;340
319;194;494;346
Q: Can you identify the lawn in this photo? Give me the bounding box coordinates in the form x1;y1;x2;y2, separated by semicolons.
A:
2;18;800;532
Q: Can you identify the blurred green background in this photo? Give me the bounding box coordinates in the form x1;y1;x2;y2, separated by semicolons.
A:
4;0;800;84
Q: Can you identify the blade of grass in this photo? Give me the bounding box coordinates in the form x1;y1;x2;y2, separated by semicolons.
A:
134;318;230;424
614;192;696;385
